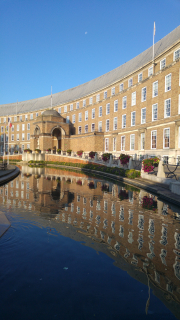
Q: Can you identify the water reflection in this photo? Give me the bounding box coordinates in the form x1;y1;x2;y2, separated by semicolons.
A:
1;165;180;318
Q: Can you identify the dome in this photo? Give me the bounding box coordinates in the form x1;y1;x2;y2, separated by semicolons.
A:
41;109;61;117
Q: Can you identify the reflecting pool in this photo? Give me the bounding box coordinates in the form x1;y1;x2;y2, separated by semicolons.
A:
0;166;180;320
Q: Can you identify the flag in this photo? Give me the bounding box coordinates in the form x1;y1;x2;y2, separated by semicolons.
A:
8;117;12;128
154;22;156;36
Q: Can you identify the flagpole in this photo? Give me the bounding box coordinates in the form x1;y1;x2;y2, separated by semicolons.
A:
153;21;156;74
8;119;9;165
51;86;52;109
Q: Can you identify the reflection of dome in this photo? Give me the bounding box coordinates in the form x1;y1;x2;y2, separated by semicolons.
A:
42;109;61;117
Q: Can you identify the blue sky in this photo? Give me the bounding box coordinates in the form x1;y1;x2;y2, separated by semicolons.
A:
1;0;180;105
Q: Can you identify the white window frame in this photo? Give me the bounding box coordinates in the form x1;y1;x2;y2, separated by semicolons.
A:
119;83;124;92
17;134;19;141
151;130;157;149
27;123;30;130
25;114;28;120
64;105;67;113
113;137;116;151
11;125;14;132
85;111;88;121
165;73;171;92
106;103;110;115
58;107;61;114
111;87;115;96
78;113;82;122
122;96;127;109
121;136;125;151
141;133;145;150
66;116;69;124
122;114;126;128
105;138;109;152
152;81;158;97
98;121;102;132
141;87;147;102
78;126;82;134
85;124;88;133
76;102;79;109
141;108;146;124
160;58;166;70
11;134;14;141
114;100;118;112
92;108;95;119
113;117;117;130
70;104;73;111
163;128;170;149
164;98;171;118
22;124;25;131
30;114;33;120
91;123;95;132
72;114;75;123
27;133;30;141
148;66;153;76
99;106;102;117
22;133;25;141
152;103;158;121
131;111;136;126
96;94;100;102
106;119;109;132
128;78;133;87
174;48;180;61
89;97;93;105
104;91;107;99
17;124;19;131
138;73;142;82
83;100;86;107
131;92;136;106
130;134;135;151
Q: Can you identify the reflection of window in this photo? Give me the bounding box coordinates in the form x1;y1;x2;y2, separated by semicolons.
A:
164;128;170;148
151;130;157;149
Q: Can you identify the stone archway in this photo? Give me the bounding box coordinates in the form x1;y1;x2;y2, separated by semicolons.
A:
52;127;61;151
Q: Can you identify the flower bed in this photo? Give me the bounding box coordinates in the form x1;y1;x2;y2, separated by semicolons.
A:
77;150;83;157
102;153;111;162
142;157;160;173
89;151;96;159
142;196;157;211
119;153;130;165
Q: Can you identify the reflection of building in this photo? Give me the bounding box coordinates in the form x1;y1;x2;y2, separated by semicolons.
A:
0;26;180;157
1;167;180;316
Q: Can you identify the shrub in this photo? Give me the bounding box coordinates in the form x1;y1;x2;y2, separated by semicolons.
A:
101;184;109;192
142;157;160;173
67;149;72;154
102;153;111;162
66;178;71;184
88;181;95;189
142;196;157;211
89;151;96;159
125;169;140;179
35;149;41;153
24;148;32;153
119;153;130;165
77;150;83;157
57;149;61;153
46;148;51;152
76;179;82;185
118;190;129;201
14;150;18;154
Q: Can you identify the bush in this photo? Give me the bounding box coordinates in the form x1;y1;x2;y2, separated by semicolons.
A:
142;157;160;173
77;150;83;157
88;181;95;189
46;148;51;152
101;184;109;192
102;153;111;162
119;153;130;165
118;190;129;201
35;149;41;153
76;179;82;185
57;149;61;153
142;196;157;211
89;151;96;159
125;169;140;179
67;149;72;154
24;148;32;153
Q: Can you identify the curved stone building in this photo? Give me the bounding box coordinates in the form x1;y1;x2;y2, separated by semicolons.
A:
0;25;180;159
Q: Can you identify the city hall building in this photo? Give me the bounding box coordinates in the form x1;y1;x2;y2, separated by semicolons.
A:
0;25;180;160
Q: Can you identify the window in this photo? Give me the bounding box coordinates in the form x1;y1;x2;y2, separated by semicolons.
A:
27;133;30;140
141;108;146;124
89;97;93;105
91;123;95;132
179;127;180;148
104;91;107;99
153;81;158;97
58;107;61;114
66;116;69;124
11;125;14;132
22;124;25;131
138;73;142;82
131;111;136;126
114;100;118;112
179;94;180;114
30;114;33;120
64;106;67;112
1;135;3;142
1;126;3;133
85;111;88;121
152;103;158;121
106;119;109;132
120;83;124;92
164;128;170;148
113;137;116;151
83;100;86;107
151;131;157;149
148;66;153;76
78;113;82;122
113;117;117;130
36;112;38;117
121;136;125;151
174;48;180;60
122;114;126;128
22;133;25;141
128;78;133;87
17;134;19;141
70;104;73;111
122;96;127;109
72;114;75;123
85;125;88;133
105;138;109;151
78;126;82;134
14;116;17;122
27;123;30;130
164;99;171;118
106;103;110;115
4;118;6;123
96;94;100;102
130;134;135;150
131;92;136;106
142;87;146;102
165;74;171;91
0;119;1;124
22;145;24;152
98;121;102;132
11;134;14;141
17;124;19;131
141;133;145;150
25;114;28;120
92;108;95;119
99;106;102;117
76;102;79;109
160;58;166;70
111;87;115;96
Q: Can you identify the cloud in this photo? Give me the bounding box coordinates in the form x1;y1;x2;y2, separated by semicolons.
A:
85;32;87;34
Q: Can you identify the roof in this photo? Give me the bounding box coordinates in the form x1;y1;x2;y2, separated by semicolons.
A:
1;25;180;117
41;109;61;117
